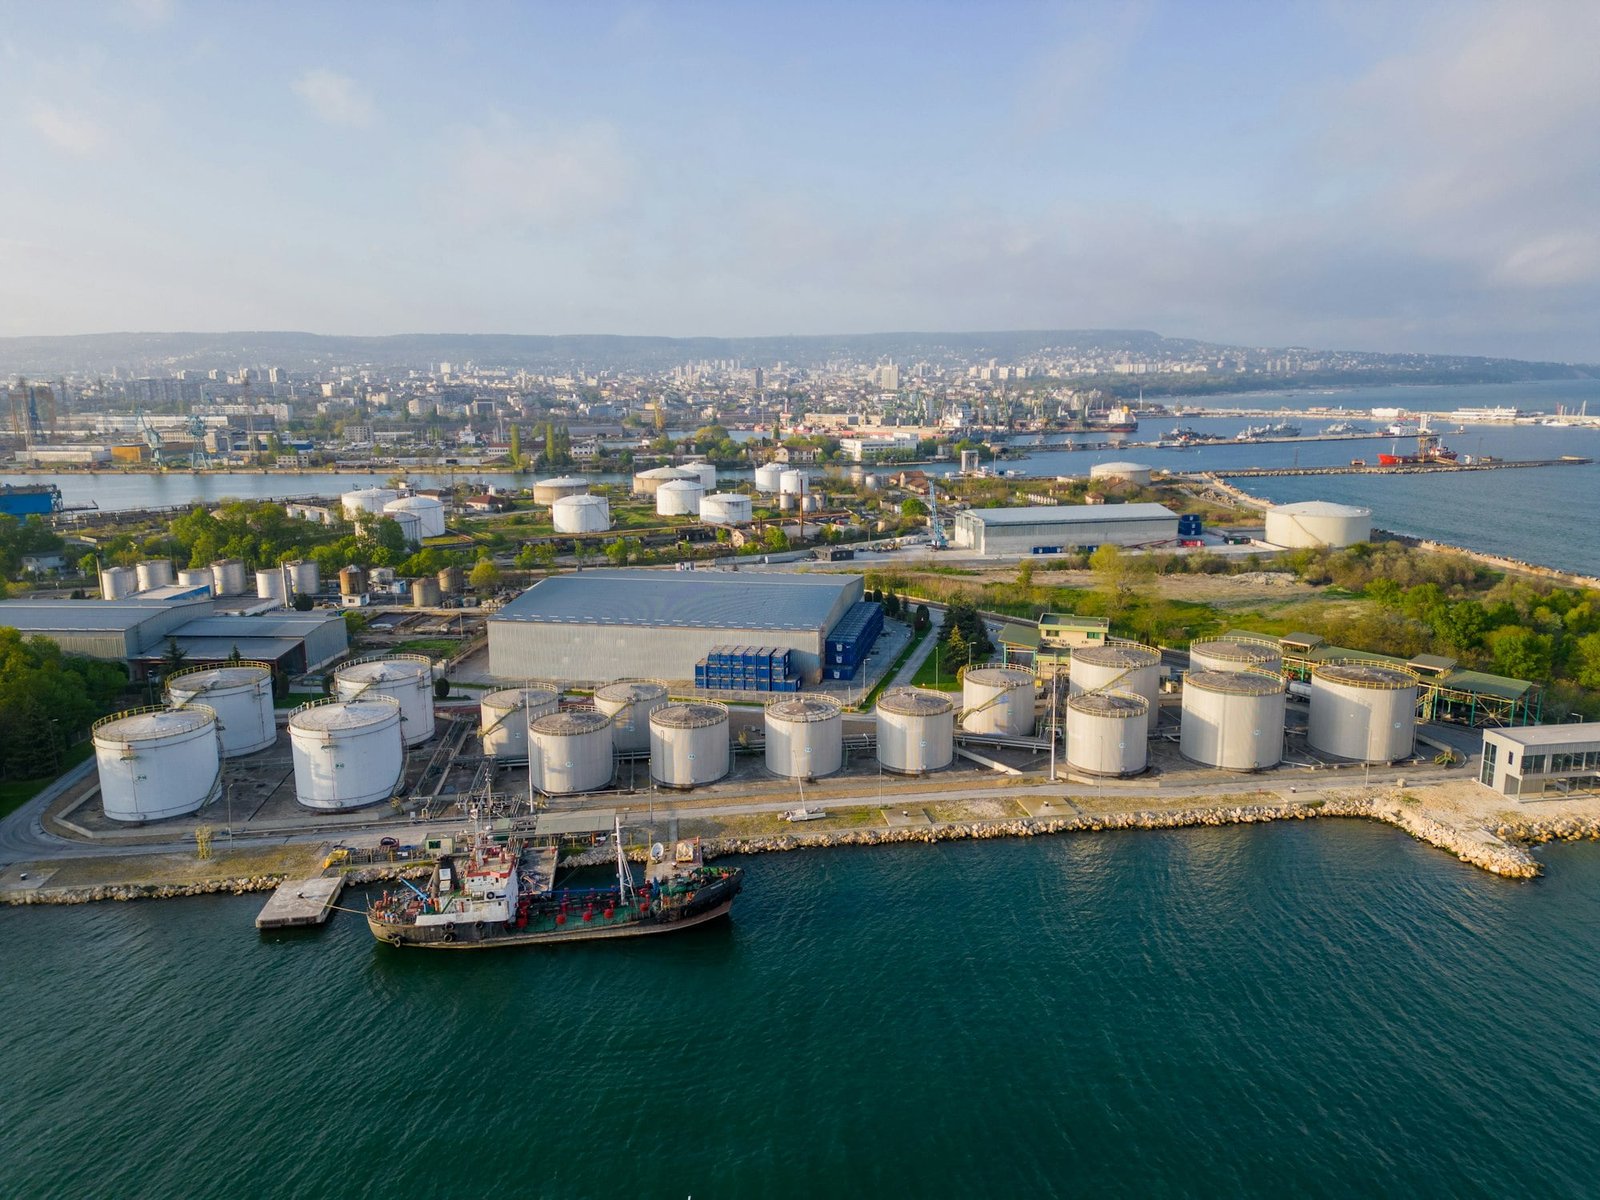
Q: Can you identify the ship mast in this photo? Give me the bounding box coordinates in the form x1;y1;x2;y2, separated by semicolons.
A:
613;815;636;905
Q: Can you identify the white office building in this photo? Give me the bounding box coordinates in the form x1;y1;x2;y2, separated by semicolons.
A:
1478;723;1600;799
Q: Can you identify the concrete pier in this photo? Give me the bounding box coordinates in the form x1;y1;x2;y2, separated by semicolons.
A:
255;874;347;929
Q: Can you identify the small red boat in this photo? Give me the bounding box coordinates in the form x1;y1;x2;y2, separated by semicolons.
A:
1377;432;1458;466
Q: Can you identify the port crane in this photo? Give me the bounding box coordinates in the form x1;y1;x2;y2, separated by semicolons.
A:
135;406;165;468
927;480;949;550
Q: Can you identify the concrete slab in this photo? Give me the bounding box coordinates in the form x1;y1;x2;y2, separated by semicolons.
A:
883;807;931;828
1018;795;1079;818
0;865;57;893
256;874;346;929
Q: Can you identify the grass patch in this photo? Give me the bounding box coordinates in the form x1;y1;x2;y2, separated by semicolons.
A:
278;691;324;709
393;637;465;659
910;639;966;690
0;743;94;820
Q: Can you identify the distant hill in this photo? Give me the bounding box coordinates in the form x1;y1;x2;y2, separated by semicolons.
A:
0;328;1588;380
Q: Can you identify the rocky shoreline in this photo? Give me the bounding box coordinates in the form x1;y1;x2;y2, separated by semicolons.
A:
8;797;1581;907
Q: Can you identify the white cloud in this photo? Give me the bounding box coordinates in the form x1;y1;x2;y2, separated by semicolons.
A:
443;115;630;233
292;69;376;128
122;0;174;24
27;103;106;156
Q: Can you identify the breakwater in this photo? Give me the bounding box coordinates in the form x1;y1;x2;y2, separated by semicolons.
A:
1201;457;1591;478
1;863;428;907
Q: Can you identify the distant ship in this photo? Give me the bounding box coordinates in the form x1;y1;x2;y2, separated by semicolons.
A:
1324;422;1368;435
367;819;743;949
1086;404;1138;433
1377;432;1459;466
1452;406;1523;422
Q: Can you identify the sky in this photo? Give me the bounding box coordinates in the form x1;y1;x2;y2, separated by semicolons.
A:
1;0;1597;360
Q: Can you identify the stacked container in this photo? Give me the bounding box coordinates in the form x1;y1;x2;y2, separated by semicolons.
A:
694;646;798;693
823;601;885;682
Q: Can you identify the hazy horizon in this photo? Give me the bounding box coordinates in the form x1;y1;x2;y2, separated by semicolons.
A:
3;1;1597;361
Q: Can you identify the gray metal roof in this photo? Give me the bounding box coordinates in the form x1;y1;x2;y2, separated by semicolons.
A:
492;569;856;633
961;503;1177;527
173;613;342;639
0;597;210;632
1482;723;1600;747
138;636;304;660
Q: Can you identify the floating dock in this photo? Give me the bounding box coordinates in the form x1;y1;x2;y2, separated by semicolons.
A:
255;874;347;929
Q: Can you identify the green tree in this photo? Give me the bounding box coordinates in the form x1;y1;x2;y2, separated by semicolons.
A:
1572;632;1600;690
159;636;188;678
509;425;522;465
469;558;502;591
1486;626;1554;681
901;497;928;517
1016;559;1035;589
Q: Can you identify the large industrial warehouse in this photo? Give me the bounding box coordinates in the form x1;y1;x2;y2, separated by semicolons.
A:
951;503;1179;555
488;569;863;684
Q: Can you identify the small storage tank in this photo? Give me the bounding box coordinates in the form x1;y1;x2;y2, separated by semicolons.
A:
411;577;441;607
754;463;785;493
210;558;247;596
384;494;447;538
285;559;319;597
136;559;174;591
1069;643;1162;711
339;564;366;597
289;696;405;810
334;654;436;746
176;568;214;593
437;565;464;595
479;685;562;759
1189;638;1282;675
656;479;705;516
342;487;399;519
593;680;669;753
1180;670;1286;770
385;508;422;545
632;465;696;496
99;565;137;599
1265;501;1373;549
962;667;1037;737
699;492;753;525
765;696;844;780
779;469;808;496
1308;662;1418;763
684;461;718;489
876;688;955;774
650;702;730;788
166;663;275;757
255;568;288;606
1089;461;1154;487
1065;690;1149;776
529;710;614;795
93;705;223;822
533;476;589;505
552;494;611;533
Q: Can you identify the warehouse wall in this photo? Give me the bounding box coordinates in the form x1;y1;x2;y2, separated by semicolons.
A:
974;514;1179;554
489;622;828;683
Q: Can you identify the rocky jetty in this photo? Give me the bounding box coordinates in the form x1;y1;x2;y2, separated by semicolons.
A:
2;863;431;907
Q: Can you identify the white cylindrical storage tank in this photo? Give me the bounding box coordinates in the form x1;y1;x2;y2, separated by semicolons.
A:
779;469;808;496
1089;461;1155;487
961;667;1037;736
684;461;718;489
1189;638;1282;676
699;493;753;525
479;685;562;759
334;654;436;747
211;558;247;596
875;689;956;774
593;680;669;754
385;508;422;544
176;568;213;593
1265;501;1373;549
754;463;785;493
528;710;614;795
1069;643;1162;711
552;494;611;533
99;565;137;599
765;696;844;780
255;568;288;605
136;559;174;591
285;559;319;596
1065;690;1150;777
93;705;222;822
533;476;589;506
1307;662;1418;763
649;702;730;789
166;663;276;757
632;465;695;496
384;495;447;538
1180;670;1286;770
288;696;405;810
342;487;399;520
656;479;705;516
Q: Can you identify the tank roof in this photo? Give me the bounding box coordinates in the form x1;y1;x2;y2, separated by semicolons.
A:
595;680;668;702
1068;690;1149;716
651;702;728;729
964;667;1033;687
530;710;611;735
535;476;588;487
1271;500;1371;517
878;689;954;716
636;465;696;479
1185;669;1283;695
336;655;431;683
553;493;606;506
482;685;560;709
166;664;273;692
1072;643;1161;668
289;697;400;731
95;706;215;740
1191;639;1280;663
1315;662;1417;688
767;697;842;722
385;493;443;507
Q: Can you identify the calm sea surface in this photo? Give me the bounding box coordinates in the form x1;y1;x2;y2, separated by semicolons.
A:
2;825;1599;1198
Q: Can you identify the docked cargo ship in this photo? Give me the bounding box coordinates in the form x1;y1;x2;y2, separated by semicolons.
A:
367;820;743;949
1086;404;1138;433
1377;431;1458;466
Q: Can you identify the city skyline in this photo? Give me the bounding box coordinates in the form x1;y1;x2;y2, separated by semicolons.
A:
2;1;1597;361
